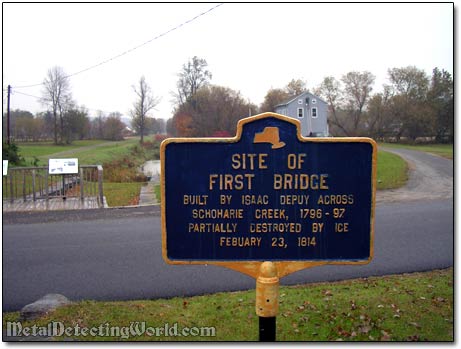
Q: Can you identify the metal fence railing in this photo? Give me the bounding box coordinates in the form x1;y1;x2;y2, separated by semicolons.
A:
2;165;104;207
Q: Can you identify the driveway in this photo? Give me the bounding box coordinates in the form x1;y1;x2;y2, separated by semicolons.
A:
377;147;453;203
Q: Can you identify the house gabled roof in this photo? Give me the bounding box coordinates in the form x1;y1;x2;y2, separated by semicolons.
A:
274;91;328;109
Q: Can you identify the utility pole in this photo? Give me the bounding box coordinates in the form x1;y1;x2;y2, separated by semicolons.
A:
7;85;11;145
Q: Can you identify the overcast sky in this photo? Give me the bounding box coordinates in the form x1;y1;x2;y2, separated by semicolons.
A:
3;3;454;121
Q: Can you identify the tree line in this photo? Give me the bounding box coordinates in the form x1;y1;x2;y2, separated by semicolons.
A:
168;58;453;143
3;59;453;145
3;67;166;144
2;107;165;143
314;67;453;142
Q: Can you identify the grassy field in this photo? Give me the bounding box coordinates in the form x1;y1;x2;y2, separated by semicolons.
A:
18;140;108;165
3;268;452;342
18;139;140;166
69;140;141;166
381;143;453;159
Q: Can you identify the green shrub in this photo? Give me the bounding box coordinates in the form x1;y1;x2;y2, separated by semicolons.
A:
103;155;147;182
2;142;25;165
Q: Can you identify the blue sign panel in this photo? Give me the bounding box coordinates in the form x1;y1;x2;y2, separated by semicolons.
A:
161;113;376;263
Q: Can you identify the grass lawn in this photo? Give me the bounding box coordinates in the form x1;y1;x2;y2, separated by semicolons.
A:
376;150;408;190
380;143;453;159
3;268;452;342
103;182;144;207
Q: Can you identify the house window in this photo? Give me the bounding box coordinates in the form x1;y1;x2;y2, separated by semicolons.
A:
298;99;303;104
312;99;317;104
297;108;304;118
312;107;318;118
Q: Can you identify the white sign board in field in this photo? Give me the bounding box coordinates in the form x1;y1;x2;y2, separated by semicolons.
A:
49;158;79;174
3;160;8;176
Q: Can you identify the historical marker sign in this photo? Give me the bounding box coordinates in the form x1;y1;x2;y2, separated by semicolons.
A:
161;113;376;266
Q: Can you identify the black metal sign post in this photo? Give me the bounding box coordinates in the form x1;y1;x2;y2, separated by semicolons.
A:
161;112;377;341
259;317;276;341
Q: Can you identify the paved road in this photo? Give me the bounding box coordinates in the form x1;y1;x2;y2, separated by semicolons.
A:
2;147;453;311
2;199;453;312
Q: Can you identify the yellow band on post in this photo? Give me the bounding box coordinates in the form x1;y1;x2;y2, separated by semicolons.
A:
256;262;280;317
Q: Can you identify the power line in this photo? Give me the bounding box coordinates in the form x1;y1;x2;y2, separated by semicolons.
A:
13;90;127;116
12;3;224;89
13;91;42;100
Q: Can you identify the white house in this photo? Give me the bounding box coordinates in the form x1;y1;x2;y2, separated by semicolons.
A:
274;91;329;137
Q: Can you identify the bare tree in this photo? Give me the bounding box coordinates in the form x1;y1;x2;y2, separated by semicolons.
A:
130;76;161;143
341;71;375;134
174;56;212;106
41;66;72;144
315;72;374;136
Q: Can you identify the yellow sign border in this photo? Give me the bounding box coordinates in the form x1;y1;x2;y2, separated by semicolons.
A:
160;112;377;279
